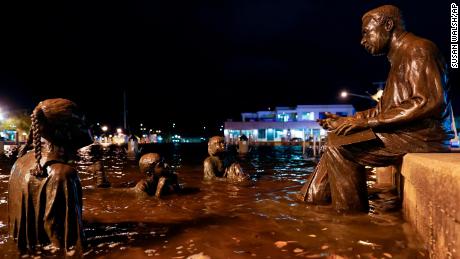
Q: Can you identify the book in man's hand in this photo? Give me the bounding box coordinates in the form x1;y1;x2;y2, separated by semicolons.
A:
327;128;377;147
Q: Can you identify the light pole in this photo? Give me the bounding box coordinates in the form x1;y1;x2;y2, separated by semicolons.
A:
340;90;374;101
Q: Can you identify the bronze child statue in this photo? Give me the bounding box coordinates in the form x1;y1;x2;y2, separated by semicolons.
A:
89;152;180;197
88;160;111;188
8;98;92;253
298;5;453;212
203;136;249;182
87;143;111;188
133;153;181;197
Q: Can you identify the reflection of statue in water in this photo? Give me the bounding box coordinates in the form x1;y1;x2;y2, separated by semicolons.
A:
8;98;92;253
298;5;454;212
203;136;249;182
133;153;181;197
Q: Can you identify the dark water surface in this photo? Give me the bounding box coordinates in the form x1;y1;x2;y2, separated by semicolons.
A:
0;144;426;258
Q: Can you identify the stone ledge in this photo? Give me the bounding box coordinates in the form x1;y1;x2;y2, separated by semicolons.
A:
401;153;460;258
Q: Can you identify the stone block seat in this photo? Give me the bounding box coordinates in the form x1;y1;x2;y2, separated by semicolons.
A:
401;153;460;258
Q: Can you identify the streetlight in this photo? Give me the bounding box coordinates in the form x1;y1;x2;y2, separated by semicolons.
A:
340;90;374;101
117;128;122;134
101;125;108;132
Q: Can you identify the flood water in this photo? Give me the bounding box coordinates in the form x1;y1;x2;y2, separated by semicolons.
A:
0;144;427;258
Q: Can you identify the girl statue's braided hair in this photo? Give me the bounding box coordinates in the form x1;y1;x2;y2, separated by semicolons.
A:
17;105;43;176
30;106;44;176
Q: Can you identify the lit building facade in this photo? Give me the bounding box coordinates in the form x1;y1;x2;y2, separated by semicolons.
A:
224;105;355;143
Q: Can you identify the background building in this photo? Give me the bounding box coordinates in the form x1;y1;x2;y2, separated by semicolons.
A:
224;104;355;144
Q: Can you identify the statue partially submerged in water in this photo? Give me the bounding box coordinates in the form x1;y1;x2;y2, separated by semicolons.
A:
88;160;111;188
87;144;111;188
298;5;453;212
8;98;92;253
203;136;249;182
90;152;181;197
133;153;181;197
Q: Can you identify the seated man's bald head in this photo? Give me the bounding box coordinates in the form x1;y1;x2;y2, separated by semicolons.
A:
362;5;405;31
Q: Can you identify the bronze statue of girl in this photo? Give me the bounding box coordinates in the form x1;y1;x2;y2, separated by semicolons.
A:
8;98;92;254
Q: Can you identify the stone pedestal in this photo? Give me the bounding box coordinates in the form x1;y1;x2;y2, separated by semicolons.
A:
401;153;460;258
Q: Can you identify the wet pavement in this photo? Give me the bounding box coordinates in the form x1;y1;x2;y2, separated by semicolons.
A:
0;144;427;258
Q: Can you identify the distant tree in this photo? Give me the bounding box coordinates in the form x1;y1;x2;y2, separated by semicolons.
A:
0;112;31;134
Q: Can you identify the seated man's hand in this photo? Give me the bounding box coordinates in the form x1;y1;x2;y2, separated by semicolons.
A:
333;117;369;135
317;112;345;130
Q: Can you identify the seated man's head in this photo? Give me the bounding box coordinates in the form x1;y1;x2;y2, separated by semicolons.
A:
139;153;166;176
208;136;225;156
361;5;405;56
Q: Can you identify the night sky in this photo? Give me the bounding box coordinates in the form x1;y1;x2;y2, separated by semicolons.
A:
0;0;458;136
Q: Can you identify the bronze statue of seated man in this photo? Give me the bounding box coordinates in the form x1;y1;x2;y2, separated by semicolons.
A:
298;5;454;212
203;136;249;182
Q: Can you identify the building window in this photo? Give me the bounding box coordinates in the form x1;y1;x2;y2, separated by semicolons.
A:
299;112;314;121
258;129;266;139
267;128;275;141
318;112;327;119
277;113;295;122
261;115;276;122
275;129;286;139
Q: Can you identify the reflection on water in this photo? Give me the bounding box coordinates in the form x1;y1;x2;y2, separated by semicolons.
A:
0;144;426;258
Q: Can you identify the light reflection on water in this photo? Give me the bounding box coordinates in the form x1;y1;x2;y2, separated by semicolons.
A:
0;143;426;258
